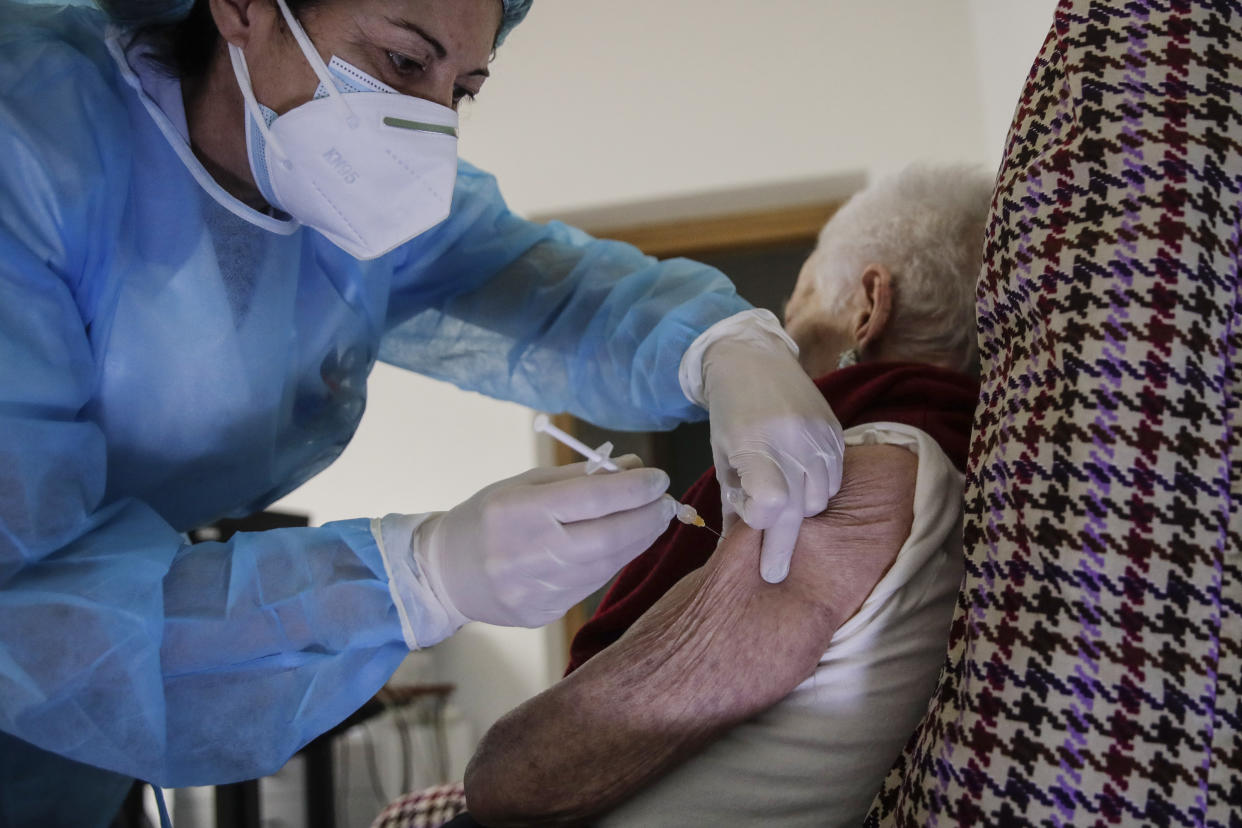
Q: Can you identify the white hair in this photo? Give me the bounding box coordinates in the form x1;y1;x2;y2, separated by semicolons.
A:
811;164;993;375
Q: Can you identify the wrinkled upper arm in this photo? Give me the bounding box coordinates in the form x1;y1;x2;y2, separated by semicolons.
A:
777;441;920;627
464;428;934;826
633;441;921;704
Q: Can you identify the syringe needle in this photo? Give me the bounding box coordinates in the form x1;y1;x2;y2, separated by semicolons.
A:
534;415;721;537
699;522;723;539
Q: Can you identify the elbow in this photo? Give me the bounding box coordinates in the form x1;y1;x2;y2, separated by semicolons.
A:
463;725;594;828
462;752;524;827
461;740;515;826
464;777;593;828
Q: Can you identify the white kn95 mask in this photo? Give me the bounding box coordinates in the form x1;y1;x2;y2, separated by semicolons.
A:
229;0;458;260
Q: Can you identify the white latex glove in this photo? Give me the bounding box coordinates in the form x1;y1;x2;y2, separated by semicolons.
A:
681;310;845;583
413;458;676;628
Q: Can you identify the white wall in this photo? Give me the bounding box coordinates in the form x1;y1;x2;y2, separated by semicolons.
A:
458;0;988;218
276;0;1060;779
966;0;1060;174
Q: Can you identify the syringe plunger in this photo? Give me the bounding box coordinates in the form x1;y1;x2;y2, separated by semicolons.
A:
533;414;618;474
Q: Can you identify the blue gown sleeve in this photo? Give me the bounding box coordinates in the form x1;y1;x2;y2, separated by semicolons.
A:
0;20;407;787
0;221;409;787
379;162;755;431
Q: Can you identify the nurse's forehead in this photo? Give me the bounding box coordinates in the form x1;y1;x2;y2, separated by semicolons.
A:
340;0;502;56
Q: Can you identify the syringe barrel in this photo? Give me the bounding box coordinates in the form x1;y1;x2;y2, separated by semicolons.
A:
533;414;618;470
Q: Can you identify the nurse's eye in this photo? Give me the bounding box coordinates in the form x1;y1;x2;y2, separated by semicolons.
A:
386;51;425;75
453;86;477;105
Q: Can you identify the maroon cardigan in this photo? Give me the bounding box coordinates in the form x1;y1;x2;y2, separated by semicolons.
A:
565;361;980;676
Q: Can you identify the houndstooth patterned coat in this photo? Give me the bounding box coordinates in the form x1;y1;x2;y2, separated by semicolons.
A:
868;1;1241;824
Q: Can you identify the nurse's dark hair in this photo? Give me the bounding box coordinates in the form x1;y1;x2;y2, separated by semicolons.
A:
132;0;324;79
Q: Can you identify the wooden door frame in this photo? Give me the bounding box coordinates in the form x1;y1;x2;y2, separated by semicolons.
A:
588;200;842;259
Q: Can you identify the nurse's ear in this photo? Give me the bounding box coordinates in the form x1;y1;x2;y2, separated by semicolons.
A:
210;0;276;47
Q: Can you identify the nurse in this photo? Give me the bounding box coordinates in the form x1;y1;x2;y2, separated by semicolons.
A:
0;0;843;822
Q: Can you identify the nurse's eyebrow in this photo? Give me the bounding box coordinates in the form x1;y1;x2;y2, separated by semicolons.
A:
386;18;491;77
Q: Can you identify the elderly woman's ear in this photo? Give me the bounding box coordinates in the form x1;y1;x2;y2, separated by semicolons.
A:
852;264;894;357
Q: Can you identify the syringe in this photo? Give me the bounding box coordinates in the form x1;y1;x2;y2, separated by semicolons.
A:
533;414;721;537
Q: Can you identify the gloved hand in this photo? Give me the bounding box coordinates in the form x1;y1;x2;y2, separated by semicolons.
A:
683;311;845;583
413;458;676;628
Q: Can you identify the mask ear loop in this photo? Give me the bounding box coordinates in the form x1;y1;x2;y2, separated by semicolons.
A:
228;43;293;170
274;0;361;129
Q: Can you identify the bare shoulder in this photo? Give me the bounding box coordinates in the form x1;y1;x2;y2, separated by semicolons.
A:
825;444;919;526
777;443;919;624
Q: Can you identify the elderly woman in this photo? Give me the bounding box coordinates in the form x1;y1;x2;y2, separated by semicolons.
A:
0;0;848;824
443;165;993;828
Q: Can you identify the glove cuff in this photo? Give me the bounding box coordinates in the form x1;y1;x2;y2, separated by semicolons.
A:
372;513;469;649
678;309;800;406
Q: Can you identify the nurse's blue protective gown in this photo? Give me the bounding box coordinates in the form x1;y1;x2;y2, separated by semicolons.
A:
0;2;751;822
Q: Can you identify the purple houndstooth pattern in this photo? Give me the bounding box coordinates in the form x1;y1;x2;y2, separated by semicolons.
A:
868;1;1241;825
